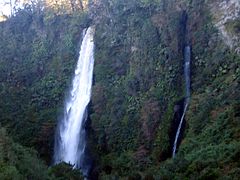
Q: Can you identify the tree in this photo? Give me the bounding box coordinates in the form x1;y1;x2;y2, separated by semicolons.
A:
69;0;84;11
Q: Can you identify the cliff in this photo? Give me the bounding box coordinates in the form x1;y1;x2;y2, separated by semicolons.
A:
89;0;240;178
209;0;240;53
0;0;239;179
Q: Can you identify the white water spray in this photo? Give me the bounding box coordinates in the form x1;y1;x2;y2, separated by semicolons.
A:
172;46;191;158
54;27;94;174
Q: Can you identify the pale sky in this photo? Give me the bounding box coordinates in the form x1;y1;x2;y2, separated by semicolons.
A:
0;0;12;16
0;0;25;16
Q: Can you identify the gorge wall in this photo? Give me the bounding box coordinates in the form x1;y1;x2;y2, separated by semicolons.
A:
209;0;240;53
88;0;240;178
0;0;239;179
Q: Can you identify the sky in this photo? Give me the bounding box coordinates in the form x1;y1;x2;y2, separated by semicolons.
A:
0;0;12;16
0;0;26;16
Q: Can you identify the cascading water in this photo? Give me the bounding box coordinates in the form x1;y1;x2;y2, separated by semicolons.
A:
54;27;94;175
172;46;191;158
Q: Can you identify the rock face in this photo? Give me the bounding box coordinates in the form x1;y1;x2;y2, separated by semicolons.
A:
209;0;240;54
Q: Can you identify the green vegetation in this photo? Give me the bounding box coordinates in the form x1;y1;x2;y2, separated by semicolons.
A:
0;0;239;179
0;128;48;179
91;1;183;176
225;19;240;35
0;6;90;162
90;0;240;178
0;2;89;179
0;127;84;179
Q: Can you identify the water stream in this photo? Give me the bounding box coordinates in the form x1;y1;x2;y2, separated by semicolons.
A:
172;46;191;158
54;27;94;175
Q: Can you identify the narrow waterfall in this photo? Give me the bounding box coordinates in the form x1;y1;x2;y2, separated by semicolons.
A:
54;27;94;175
172;46;191;158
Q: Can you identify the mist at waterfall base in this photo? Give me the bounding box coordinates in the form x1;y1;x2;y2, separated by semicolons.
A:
172;46;191;158
54;27;94;177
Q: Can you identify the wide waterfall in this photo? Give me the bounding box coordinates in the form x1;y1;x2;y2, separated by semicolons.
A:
54;27;94;175
172;46;191;158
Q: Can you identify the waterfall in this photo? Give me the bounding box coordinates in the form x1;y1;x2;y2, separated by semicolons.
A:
172;46;191;158
54;27;95;175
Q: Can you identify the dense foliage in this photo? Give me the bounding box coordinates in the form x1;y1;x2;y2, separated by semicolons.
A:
0;128;48;179
0;4;91;161
89;0;240;178
0;3;90;179
0;0;239;179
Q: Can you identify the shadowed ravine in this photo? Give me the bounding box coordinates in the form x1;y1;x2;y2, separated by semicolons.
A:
172;45;191;158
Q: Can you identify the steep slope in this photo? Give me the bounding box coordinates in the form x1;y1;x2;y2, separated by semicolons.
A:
0;6;92;179
209;0;240;53
90;1;183;177
0;128;48;179
0;0;239;179
88;0;240;178
0;7;90;164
